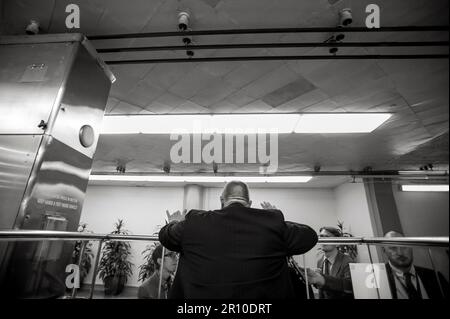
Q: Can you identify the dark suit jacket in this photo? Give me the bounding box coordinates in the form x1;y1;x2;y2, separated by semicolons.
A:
159;203;318;299
385;263;449;299
317;251;354;299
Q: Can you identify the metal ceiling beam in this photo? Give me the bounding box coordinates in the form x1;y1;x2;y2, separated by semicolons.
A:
90;171;449;179
104;54;449;64
88;26;449;40
96;41;449;53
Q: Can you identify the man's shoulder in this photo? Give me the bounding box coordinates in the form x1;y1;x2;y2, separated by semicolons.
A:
339;252;354;264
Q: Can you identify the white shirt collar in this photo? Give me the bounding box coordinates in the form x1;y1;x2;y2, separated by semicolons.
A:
389;262;416;278
324;249;339;265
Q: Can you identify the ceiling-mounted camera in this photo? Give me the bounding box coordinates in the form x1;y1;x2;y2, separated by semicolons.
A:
178;12;190;31
339;8;353;26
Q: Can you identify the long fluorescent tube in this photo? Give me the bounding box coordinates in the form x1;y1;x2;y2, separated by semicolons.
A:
401;185;449;192
89;175;312;183
294;113;391;133
101;114;300;134
101;113;391;134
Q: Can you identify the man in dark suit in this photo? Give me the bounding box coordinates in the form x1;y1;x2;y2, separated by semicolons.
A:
306;227;354;299
158;181;318;299
383;231;448;299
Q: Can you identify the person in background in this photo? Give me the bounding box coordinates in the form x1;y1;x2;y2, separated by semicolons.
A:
383;231;448;299
306;226;354;299
137;244;178;299
159;180;318;299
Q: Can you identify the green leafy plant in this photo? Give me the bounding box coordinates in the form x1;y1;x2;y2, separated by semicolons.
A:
98;219;133;295
138;242;159;283
336;221;358;261
71;223;94;286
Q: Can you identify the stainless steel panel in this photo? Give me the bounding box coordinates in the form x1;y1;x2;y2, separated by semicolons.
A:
0;34;113;297
0;42;75;135
0;135;41;229
15;135;92;231
49;43;111;159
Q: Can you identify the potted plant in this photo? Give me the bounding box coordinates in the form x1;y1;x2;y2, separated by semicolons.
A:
98;219;133;295
138;242;159;283
70;223;94;288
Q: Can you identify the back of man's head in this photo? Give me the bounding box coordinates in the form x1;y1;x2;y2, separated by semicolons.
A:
384;230;404;238
221;180;251;207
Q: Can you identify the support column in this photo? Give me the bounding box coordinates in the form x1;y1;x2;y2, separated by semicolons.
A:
183;184;204;211
364;178;403;236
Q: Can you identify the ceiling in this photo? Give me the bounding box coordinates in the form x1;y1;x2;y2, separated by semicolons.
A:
1;0;449;180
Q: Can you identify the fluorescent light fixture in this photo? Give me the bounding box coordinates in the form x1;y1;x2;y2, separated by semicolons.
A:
89;175;312;183
401;185;449;192
101;114;299;134
294;113;391;133
101;113;391;134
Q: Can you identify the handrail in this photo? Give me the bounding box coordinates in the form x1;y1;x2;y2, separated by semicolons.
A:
0;230;447;247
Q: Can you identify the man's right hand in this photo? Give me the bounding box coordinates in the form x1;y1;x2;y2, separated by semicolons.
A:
166;209;187;223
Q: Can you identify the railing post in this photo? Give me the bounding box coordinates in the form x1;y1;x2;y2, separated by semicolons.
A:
366;244;381;299
89;239;103;299
427;248;446;298
302;255;310;299
71;240;87;299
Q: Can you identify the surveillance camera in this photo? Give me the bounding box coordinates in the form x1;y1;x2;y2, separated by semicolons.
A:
335;33;345;42
25;19;40;35
182;36;192;45
339;8;353;26
178;12;190;31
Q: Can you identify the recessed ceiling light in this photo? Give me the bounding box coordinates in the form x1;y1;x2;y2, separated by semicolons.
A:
100;113;391;134
89;175;312;183
401;185;449;192
294;113;391;133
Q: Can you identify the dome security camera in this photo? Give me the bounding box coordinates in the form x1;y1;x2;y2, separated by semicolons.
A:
339;8;353;26
178;12;190;31
25;19;40;35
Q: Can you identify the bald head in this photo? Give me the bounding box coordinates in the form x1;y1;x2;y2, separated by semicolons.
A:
220;181;251;208
385;231;404;238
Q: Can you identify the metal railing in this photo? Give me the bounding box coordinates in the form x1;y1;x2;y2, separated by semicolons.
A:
0;230;448;299
0;230;447;246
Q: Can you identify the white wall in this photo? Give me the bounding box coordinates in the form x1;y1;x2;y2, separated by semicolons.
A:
81;185;340;286
80;186;185;287
334;183;378;263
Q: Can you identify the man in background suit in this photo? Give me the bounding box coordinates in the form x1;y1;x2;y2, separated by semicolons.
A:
159;180;318;299
306;227;354;299
383;231;448;299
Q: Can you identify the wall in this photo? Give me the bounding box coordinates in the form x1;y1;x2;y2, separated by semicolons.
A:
81;185;339;287
80;185;185;287
334;182;379;263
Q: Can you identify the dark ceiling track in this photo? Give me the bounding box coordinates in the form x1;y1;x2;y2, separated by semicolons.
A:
91;170;449;179
97;41;449;53
104;54;449;64
88;26;449;40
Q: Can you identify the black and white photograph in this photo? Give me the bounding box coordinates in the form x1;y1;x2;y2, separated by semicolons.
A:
0;0;448;311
